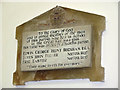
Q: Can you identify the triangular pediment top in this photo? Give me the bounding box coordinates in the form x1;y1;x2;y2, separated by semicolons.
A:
17;6;105;27
16;5;105;36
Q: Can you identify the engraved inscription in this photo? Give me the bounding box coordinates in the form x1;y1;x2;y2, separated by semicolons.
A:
21;25;92;71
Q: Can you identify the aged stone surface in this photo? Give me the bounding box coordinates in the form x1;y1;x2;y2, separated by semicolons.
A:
13;6;105;85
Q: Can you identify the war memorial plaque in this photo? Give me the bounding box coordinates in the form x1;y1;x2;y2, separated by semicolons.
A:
21;25;92;71
13;6;105;85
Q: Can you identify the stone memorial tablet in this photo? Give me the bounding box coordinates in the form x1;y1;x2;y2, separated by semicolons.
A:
13;6;105;85
21;25;92;71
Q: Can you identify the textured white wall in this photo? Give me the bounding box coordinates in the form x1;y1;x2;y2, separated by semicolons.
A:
2;2;118;88
0;2;2;90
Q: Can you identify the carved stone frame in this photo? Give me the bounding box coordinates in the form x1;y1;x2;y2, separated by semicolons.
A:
13;6;105;85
